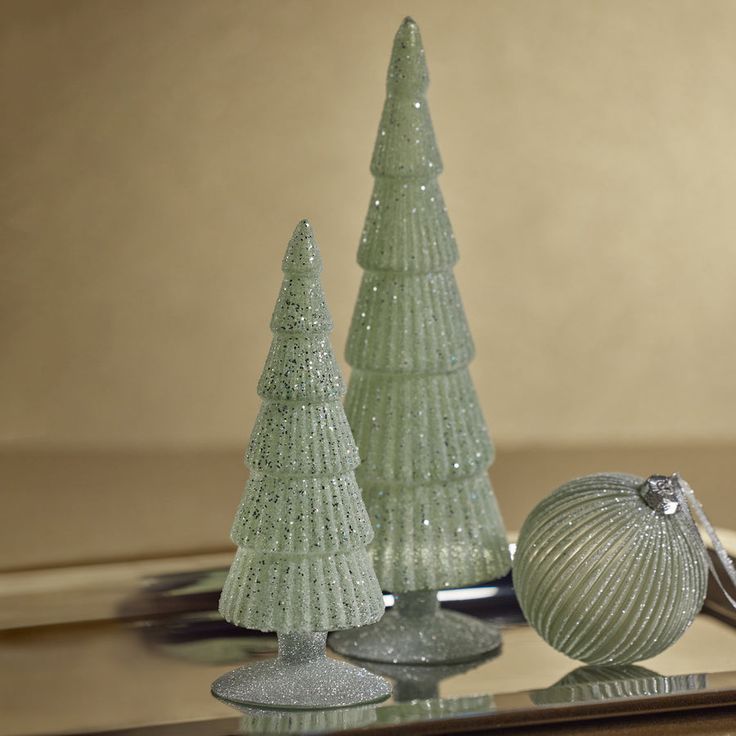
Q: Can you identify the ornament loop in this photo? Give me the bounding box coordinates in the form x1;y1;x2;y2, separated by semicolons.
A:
671;474;736;610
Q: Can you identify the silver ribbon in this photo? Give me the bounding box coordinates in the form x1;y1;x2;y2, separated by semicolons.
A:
672;473;736;609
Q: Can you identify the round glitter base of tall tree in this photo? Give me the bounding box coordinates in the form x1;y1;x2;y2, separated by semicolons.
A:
329;591;501;665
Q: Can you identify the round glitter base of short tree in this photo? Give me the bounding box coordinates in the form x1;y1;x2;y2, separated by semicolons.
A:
329;591;501;665
212;632;390;709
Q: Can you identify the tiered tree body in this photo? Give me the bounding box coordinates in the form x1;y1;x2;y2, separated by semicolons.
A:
219;220;385;633
345;18;511;593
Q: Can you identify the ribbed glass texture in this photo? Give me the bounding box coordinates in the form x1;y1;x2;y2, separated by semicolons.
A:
221;547;384;632
513;473;709;664
358;179;457;273
345;18;510;592
231;473;373;554
347;371;492;482
346;272;474;373
246;400;358;477
363;474;509;592
219;220;385;632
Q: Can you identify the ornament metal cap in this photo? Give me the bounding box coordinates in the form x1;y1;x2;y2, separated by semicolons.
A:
639;475;681;515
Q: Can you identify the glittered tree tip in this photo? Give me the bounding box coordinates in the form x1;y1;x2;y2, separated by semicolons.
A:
387;17;429;94
282;219;322;274
371;17;441;178
271;220;332;334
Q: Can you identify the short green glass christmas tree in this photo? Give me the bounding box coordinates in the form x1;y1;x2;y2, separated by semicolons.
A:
212;220;391;708
329;18;511;664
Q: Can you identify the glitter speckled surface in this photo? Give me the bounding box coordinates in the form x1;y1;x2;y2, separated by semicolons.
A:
344;17;510;596
218;220;384;634
513;473;709;665
360;476;508;592
212;632;390;709
330;590;501;665
347;272;474;373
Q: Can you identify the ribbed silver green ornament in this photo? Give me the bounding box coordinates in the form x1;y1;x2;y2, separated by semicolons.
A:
213;220;391;708
513;473;709;665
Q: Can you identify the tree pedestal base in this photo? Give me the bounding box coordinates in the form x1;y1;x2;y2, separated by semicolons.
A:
328;591;501;665
212;632;391;709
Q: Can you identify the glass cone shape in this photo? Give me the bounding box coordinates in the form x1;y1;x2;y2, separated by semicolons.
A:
339;18;510;663
213;220;389;706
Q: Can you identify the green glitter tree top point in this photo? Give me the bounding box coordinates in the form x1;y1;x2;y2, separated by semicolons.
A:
372;18;441;179
271;219;331;334
387;17;429;95
283;218;322;274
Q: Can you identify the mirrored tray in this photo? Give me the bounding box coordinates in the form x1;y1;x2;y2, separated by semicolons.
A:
2;548;736;736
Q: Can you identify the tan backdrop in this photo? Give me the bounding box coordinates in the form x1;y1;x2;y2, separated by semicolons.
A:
3;0;736;449
4;1;736;574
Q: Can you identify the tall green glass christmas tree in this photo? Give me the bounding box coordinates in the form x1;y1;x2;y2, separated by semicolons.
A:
212;220;391;708
329;18;511;664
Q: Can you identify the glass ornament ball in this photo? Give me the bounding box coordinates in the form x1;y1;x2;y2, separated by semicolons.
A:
513;473;709;665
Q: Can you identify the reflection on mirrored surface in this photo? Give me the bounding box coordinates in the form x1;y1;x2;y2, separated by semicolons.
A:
375;694;494;727
136;611;277;665
123;566;523;628
530;664;709;705
4;562;736;736
359;653;496;702
351;653;498;727
117;568;227;621
231;703;379;734
116;606;736;735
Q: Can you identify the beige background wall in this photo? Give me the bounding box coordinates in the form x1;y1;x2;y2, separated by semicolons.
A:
3;0;736;450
